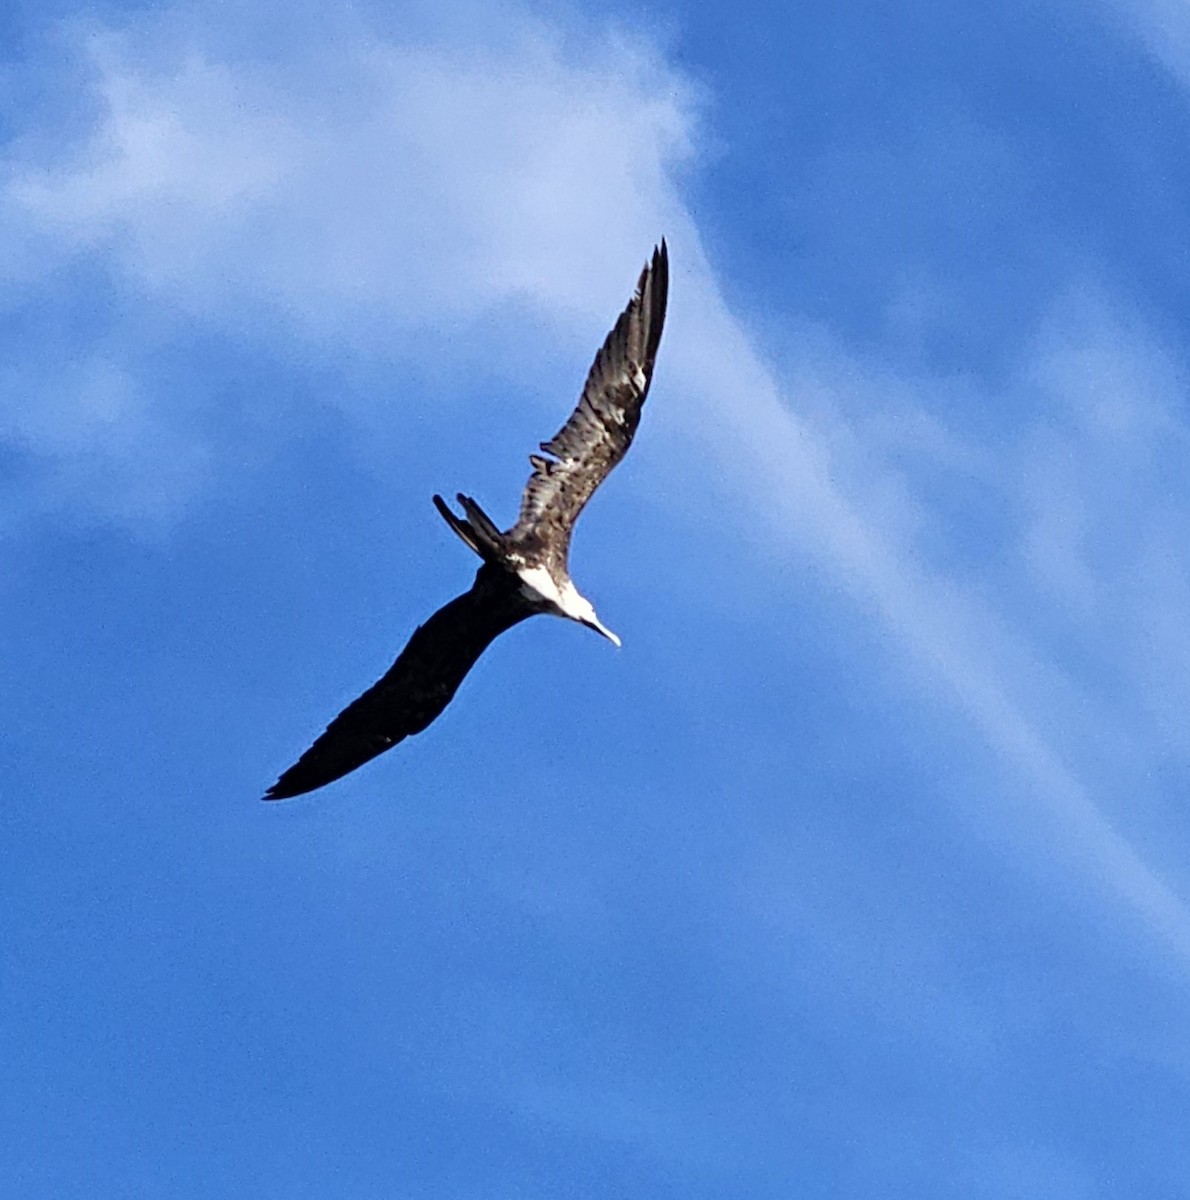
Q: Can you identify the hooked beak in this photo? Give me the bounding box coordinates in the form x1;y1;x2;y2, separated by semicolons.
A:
582;615;622;648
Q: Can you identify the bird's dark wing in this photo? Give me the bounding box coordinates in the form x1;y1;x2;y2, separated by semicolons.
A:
265;564;534;800
507;241;668;567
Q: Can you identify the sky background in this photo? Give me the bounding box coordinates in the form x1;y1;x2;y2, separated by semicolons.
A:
5;0;1190;1194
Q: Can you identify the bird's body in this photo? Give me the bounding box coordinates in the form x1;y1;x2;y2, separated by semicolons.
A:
266;241;668;800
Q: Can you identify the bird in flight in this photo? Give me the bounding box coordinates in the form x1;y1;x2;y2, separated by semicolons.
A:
265;241;669;800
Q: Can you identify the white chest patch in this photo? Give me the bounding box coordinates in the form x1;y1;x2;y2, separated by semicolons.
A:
516;565;589;621
517;565;564;608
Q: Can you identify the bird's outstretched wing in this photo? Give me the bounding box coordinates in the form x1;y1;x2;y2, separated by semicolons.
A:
507;241;669;567
265;564;534;800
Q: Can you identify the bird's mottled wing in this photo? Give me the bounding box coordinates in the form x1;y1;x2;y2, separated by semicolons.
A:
265;564;533;800
508;241;669;565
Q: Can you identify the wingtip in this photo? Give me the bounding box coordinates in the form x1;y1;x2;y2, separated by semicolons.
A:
263;768;315;801
653;239;668;277
642;239;669;360
263;778;314;801
640;240;667;290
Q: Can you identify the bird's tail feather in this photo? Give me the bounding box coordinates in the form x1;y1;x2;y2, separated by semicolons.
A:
457;494;504;550
432;493;506;562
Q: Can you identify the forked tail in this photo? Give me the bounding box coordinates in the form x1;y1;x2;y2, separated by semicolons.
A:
432;493;506;562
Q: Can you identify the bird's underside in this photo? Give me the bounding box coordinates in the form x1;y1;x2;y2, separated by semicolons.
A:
265;240;668;800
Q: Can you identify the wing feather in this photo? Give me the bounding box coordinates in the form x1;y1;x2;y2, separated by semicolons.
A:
508;241;669;567
265;564;534;799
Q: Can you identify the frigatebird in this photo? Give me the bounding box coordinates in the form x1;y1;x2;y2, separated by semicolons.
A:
265;241;668;800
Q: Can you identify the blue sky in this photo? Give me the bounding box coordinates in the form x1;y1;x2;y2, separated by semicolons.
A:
5;0;1190;1194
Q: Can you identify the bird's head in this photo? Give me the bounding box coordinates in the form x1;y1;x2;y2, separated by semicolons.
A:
564;588;621;647
553;578;621;647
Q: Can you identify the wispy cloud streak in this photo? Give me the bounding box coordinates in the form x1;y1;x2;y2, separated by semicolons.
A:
666;248;1190;965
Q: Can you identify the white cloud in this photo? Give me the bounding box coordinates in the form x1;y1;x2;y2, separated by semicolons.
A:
6;21;694;337
1;10;695;524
